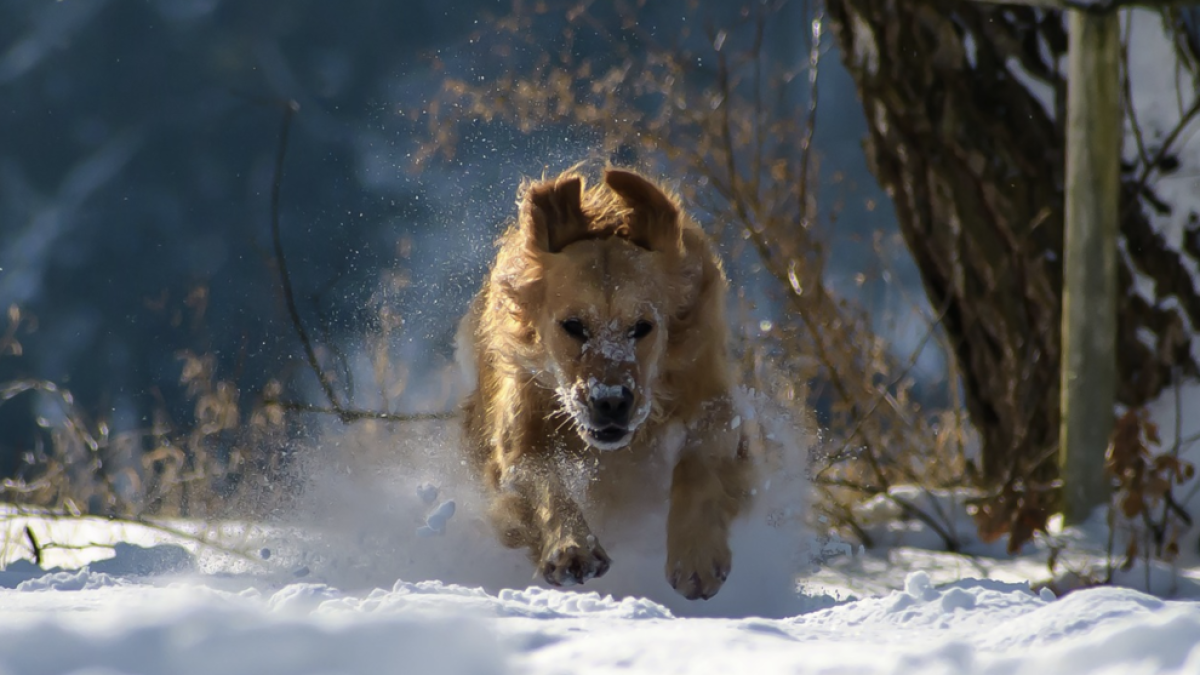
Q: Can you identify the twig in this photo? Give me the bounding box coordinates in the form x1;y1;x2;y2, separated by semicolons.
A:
965;0;1197;13
798;3;823;230
24;525;41;565
265;101;445;426
819;297;952;478
269;400;456;423
1124;95;1200;221
1104;505;1117;583
811;476;962;551
267;100;349;421
1121;18;1151;170
3;510;263;564
705;13;860;413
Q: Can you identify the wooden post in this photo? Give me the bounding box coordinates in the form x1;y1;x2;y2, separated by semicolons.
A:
1059;8;1121;524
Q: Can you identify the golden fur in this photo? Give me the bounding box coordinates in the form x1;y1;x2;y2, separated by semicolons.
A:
457;167;753;600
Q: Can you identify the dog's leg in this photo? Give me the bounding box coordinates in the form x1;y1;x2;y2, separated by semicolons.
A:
495;447;611;587
468;371;610;586
665;399;753;600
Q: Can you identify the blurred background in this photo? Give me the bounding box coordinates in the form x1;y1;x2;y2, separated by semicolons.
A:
0;0;910;440
0;0;925;510
7;0;1199;571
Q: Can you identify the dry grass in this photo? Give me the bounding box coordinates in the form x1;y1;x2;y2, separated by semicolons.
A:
0;304;295;521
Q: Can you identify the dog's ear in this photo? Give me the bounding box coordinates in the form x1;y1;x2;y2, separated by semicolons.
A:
604;169;681;254
522;175;588;254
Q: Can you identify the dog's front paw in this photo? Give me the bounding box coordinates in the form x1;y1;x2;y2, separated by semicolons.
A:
666;542;731;600
540;535;611;587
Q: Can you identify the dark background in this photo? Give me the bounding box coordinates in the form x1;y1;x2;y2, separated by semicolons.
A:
0;0;915;472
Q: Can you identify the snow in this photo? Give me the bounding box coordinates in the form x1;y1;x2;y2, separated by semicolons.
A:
1006;57;1057;120
2;532;1200;674
0;424;1198;675
1;379;1198;675
4;423;1196;675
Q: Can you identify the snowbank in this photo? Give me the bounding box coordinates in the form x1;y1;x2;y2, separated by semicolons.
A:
1;560;1198;675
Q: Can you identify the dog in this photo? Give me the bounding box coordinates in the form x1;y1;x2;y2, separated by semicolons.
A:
457;167;754;600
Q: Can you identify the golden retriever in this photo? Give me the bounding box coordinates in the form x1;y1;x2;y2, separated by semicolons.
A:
457;167;753;600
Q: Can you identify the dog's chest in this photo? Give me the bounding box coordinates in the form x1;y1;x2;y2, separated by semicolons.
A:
574;420;686;523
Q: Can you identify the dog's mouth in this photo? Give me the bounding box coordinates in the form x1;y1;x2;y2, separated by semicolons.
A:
583;424;633;450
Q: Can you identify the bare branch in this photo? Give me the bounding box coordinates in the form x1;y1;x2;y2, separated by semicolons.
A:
963;0;1198;12
24;525;42;565
811;476;961;550
267;100;346;419
270;400;456;423
798;5;823;230
265;101;437;427
1126;94;1200;213
1122;19;1152;169
822;298;953;477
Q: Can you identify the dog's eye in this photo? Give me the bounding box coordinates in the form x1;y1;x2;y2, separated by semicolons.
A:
630;320;654;340
560;318;589;341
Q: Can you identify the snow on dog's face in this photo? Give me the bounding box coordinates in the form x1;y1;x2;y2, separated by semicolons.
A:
540;240;669;449
506;170;688;451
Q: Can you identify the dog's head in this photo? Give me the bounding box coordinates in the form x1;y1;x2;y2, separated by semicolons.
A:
505;169;693;450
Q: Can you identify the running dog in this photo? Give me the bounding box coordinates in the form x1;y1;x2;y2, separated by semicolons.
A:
457;168;753;600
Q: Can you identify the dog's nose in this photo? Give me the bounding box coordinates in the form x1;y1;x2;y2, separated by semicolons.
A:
590;386;634;427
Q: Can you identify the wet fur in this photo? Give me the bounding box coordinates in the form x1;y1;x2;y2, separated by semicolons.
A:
458;168;754;600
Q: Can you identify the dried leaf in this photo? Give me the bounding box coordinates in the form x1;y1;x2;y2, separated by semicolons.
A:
1152;454;1181;475
1120;490;1144;519
1007;505;1047;555
1146;475;1172;500
973;505;1008;544
1121;539;1138;572
1144;419;1161;447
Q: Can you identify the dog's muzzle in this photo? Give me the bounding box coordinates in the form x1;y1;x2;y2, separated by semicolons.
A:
585;385;635;447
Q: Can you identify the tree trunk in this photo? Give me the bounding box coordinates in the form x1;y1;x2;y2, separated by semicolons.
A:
825;1;1200;487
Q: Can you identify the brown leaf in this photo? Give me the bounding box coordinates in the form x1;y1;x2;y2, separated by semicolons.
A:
1144;418;1161;447
1120;491;1145;519
1145;475;1172;500
1121;539;1138;572
1152;454;1181;476
1107;410;1147;476
1166;539;1180;560
1008;518;1034;555
1007;506;1048;555
973;504;1009;544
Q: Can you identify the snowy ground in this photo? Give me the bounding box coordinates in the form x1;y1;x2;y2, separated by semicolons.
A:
1;529;1200;675
3;471;1200;675
0;392;1194;675
2;376;1199;674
